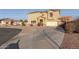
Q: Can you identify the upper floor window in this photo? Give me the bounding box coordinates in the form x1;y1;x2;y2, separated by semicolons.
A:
50;12;53;17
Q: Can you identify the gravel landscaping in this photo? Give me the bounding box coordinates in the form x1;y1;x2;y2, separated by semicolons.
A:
60;33;79;49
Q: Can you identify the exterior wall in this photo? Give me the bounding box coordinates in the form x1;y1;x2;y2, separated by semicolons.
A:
13;22;21;26
47;10;60;26
1;21;6;25
1;21;11;25
59;16;72;22
53;10;60;20
42;12;48;25
48;10;53;20
37;12;47;25
27;9;61;26
28;12;42;24
0;20;16;26
46;21;58;27
47;10;60;21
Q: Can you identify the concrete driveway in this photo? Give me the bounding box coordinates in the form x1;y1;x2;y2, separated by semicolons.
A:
0;26;65;49
19;27;65;49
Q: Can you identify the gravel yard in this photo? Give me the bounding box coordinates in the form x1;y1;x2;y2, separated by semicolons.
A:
60;33;79;49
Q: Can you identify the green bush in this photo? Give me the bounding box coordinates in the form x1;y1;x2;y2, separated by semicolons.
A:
20;19;26;26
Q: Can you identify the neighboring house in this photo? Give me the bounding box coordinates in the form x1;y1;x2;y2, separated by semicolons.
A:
59;16;74;33
13;20;21;26
28;9;61;27
0;18;21;26
59;16;72;22
0;18;14;26
0;18;28;26
13;20;28;26
58;16;73;25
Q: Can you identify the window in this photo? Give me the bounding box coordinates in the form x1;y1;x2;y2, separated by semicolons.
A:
31;21;36;24
50;12;53;17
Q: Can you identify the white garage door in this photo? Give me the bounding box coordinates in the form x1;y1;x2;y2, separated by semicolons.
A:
47;21;58;26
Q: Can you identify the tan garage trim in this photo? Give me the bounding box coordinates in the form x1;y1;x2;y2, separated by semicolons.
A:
46;21;58;26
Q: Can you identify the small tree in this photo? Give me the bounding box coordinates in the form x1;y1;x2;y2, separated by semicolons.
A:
20;19;26;26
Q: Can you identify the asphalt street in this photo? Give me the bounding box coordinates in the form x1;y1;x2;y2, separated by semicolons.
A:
0;28;21;46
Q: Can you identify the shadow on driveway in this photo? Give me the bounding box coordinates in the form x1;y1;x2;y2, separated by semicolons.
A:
55;27;65;32
0;28;22;46
5;40;20;49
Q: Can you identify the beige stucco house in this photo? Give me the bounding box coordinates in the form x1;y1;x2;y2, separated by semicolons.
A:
59;16;72;22
0;18;21;26
0;18;14;26
28;9;62;27
13;20;21;26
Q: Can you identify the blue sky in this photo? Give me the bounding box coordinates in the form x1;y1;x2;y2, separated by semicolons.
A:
0;9;79;20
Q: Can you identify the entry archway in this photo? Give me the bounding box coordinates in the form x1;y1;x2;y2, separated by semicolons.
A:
37;16;45;26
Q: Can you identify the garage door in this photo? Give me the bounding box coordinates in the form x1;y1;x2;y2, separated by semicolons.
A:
47;21;58;26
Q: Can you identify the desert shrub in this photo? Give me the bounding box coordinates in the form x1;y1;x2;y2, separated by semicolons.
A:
59;21;75;33
65;21;75;33
20;19;26;26
74;21;79;33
